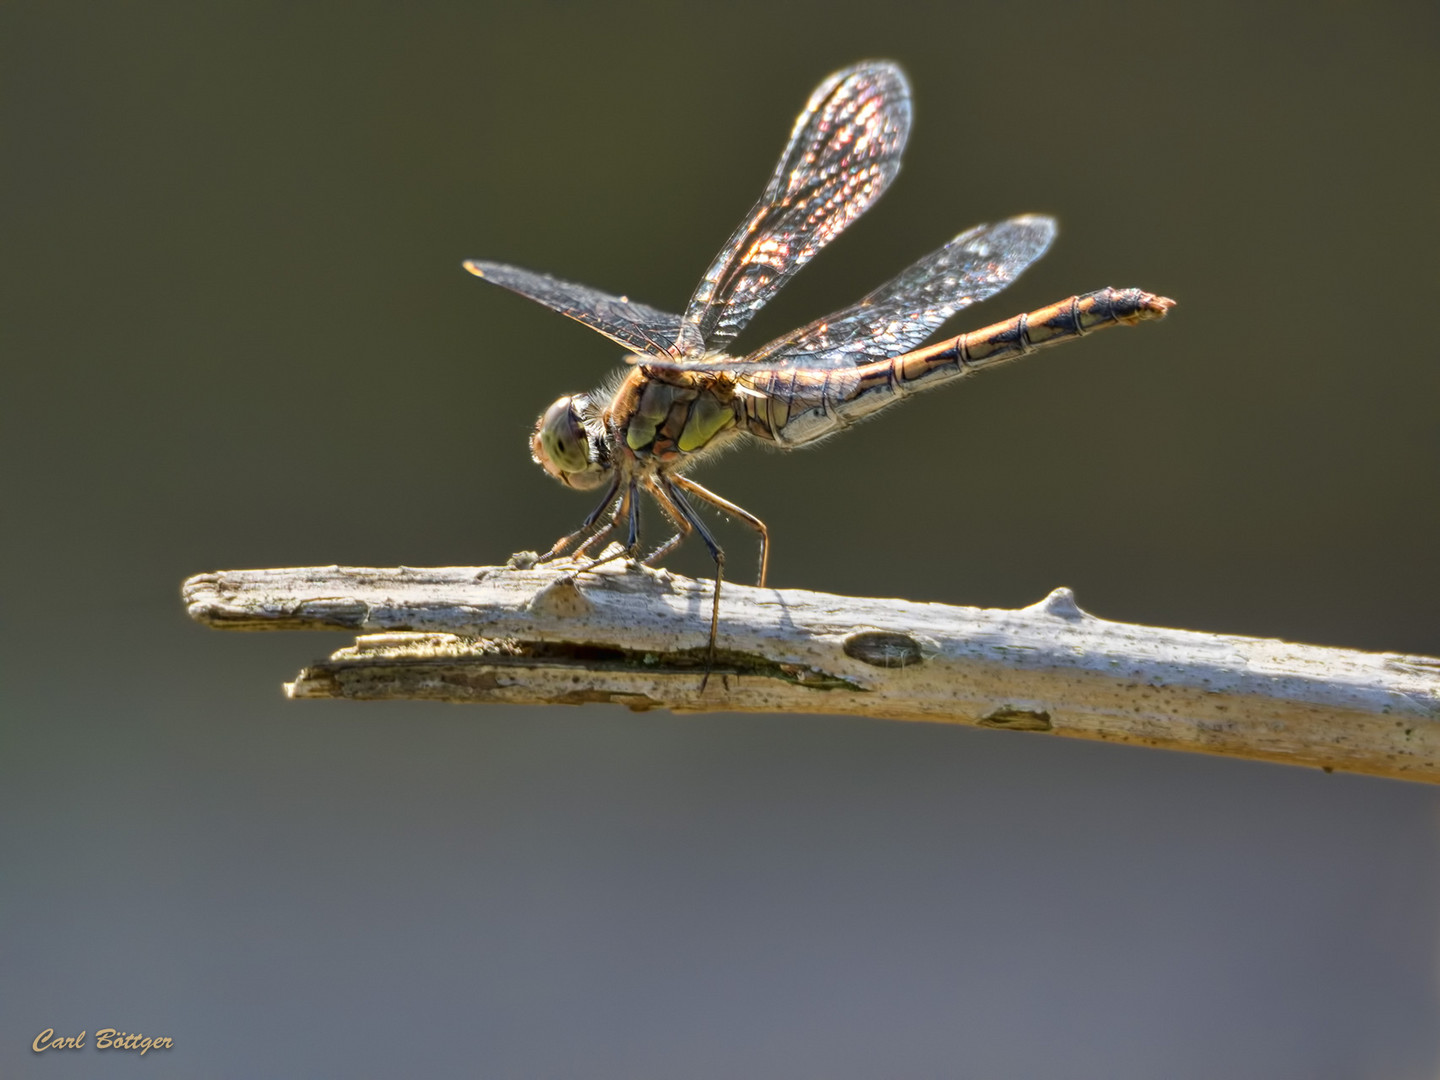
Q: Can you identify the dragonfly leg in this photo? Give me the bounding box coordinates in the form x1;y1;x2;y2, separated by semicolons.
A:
573;481;642;572
639;477;692;567
573;483;631;561
540;476;621;562
667;473;769;588
657;475;725;689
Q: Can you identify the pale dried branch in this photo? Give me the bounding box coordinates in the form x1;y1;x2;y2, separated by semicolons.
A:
181;562;1440;784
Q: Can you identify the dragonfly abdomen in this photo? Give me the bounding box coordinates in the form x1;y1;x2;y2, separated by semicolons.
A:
899;287;1174;386
742;288;1173;449
739;367;867;447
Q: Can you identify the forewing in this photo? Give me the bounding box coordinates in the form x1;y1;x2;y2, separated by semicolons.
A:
735;215;1057;370
674;61;912;358
465;260;683;360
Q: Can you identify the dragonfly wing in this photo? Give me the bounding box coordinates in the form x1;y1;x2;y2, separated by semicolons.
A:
465;260;683;360
734;215;1057;370
674;61;912;358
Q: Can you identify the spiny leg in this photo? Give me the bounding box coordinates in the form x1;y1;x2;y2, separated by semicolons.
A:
573;481;630;559
668;473;770;588
573;480;642;572
657;475;725;689
540;476;621;562
640;477;692;567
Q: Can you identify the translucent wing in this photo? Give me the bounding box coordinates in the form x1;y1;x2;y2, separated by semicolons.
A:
638;216;1057;373
673;61;912;358
737;215;1057;370
464;260;683;360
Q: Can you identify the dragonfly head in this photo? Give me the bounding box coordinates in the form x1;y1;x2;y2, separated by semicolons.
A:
531;393;611;490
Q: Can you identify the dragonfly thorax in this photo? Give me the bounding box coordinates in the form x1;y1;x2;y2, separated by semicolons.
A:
531;394;611;490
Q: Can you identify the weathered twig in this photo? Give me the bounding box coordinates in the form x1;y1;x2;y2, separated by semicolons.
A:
181;562;1440;783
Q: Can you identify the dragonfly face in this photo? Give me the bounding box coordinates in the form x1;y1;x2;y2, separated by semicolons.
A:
531;393;610;490
466;60;1172;679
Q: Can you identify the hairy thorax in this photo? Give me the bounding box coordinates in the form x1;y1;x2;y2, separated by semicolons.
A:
609;367;747;468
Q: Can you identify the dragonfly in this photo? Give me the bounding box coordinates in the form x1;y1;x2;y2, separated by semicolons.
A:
466;60;1173;678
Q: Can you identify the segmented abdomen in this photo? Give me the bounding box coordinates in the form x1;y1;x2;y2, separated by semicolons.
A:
741;288;1173;448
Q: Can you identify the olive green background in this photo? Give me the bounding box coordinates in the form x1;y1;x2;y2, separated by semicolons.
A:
5;2;1439;1077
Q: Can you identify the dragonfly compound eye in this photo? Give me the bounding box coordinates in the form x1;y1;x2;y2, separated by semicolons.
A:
531;396;606;489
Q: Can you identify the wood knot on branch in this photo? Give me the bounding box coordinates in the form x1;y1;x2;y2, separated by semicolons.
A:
980;706;1054;732
526;576;593;619
843;630;928;668
1024;587;1090;621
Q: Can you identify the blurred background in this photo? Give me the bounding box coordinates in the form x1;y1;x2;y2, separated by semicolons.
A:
4;2;1439;1077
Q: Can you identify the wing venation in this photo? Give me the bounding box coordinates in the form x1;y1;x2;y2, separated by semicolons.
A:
674;61;912;358
636;215;1056;373
465;260;682;360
